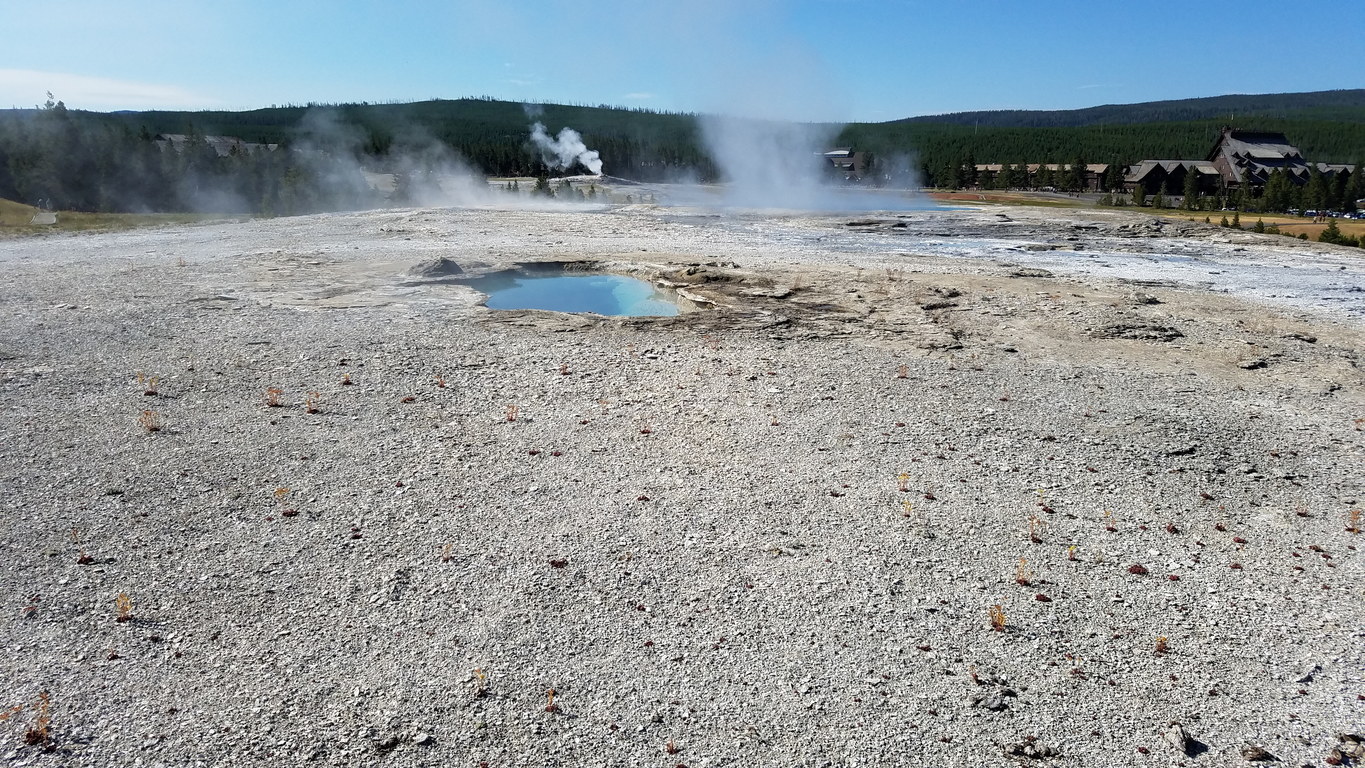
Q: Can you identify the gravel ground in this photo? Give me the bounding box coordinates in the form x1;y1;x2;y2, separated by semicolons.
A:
1;202;1363;767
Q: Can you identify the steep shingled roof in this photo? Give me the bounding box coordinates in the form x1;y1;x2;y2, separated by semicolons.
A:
1208;128;1307;183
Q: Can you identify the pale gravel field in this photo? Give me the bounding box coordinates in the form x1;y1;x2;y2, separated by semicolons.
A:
1;202;1363;767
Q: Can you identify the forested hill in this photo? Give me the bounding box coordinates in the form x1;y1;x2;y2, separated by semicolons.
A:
896;89;1365;128
1;91;1362;214
99;98;701;155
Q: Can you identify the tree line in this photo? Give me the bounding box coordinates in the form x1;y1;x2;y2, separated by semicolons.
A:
1;95;1362;215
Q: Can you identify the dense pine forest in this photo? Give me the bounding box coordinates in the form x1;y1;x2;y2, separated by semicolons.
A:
1;90;1362;215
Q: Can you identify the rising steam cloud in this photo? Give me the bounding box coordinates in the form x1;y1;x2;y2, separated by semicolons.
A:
529;122;603;175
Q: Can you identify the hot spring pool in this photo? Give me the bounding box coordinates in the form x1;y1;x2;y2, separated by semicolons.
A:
459;271;680;317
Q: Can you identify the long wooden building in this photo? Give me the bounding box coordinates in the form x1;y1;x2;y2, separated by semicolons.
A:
1126;128;1353;195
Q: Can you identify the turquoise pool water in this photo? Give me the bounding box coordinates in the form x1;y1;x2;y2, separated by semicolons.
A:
463;272;680;317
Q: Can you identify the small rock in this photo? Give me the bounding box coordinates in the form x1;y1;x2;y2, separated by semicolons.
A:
1004;736;1058;759
1163;722;1191;753
1095;323;1183;342
413;732;433;746
1336;734;1365;760
1240;744;1275;761
1295;664;1321;684
407;257;464;278
979;692;1008;711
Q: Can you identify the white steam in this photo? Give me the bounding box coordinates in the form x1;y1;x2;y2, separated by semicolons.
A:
700;116;838;210
529;122;603;175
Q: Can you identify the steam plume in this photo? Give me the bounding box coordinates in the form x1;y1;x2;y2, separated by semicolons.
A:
529;122;603;175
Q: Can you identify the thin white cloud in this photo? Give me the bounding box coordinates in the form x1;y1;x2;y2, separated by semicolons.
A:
0;69;219;110
623;92;655;100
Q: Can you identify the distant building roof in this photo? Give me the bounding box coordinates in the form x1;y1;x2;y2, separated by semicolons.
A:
1208;128;1307;183
155;133;278;157
1124;160;1218;183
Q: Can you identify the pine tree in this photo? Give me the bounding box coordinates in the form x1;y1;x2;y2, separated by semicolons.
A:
1069;156;1086;192
1263;169;1292;213
1306;166;1329;212
1341;162;1362;212
1237;172;1257;211
1104;162;1125;193
1182;167;1200;210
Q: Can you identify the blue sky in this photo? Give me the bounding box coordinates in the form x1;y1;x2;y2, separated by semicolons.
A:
1;0;1361;121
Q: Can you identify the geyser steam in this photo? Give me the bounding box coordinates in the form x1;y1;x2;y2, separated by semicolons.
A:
529;122;603;175
700;116;838;210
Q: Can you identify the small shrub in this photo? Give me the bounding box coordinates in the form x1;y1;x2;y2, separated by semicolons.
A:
115;593;133;622
988;604;1006;632
1347;509;1361;534
263;387;284;407
137;410;162;432
23;692;52;749
1028;514;1046;544
472;668;488;698
1154;636;1168;655
71;527;93;565
895;363;908;379
1014;557;1033;586
505;404;519;422
304;392;320;414
340;373;353;386
544;688;559;713
135;371;160;396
